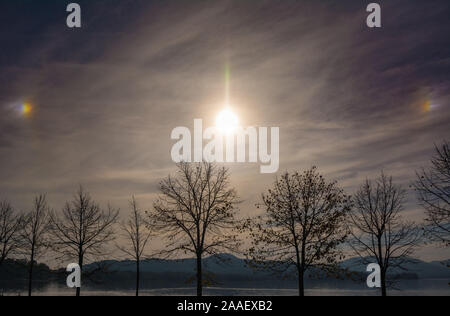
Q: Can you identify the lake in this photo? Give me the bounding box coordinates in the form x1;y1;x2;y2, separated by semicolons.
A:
2;279;449;296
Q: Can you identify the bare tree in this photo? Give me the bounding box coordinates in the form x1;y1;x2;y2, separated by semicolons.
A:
50;187;119;296
0;200;24;266
148;162;240;297
117;196;153;296
20;195;51;296
414;141;450;246
348;173;422;296
242;167;351;296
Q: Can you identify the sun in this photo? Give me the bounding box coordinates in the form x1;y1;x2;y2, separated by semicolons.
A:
216;108;239;133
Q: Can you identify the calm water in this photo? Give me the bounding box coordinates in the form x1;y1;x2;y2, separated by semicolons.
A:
3;279;449;296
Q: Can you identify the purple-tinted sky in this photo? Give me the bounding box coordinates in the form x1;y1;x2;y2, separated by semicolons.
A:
0;0;449;261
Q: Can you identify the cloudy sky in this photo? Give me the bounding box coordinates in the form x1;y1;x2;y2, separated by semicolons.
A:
0;0;449;261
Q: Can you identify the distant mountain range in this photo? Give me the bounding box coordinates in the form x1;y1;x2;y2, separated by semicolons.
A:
1;254;449;291
339;257;450;279
87;253;450;280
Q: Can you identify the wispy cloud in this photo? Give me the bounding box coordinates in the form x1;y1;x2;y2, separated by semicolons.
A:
0;0;449;259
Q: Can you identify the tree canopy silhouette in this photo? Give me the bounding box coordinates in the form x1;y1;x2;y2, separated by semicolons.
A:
0;200;23;266
243;167;351;296
117;196;153;296
348;173;422;296
148;162;240;297
50;187;119;296
414;141;450;246
20;194;51;296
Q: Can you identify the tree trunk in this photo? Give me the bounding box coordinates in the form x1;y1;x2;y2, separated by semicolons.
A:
298;268;305;296
377;237;386;297
196;253;202;297
1;244;7;266
299;240;306;297
136;259;140;297
381;269;387;297
27;249;35;297
76;252;83;297
295;244;304;297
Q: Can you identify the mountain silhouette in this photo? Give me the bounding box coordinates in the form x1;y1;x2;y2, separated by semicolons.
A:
86;254;450;279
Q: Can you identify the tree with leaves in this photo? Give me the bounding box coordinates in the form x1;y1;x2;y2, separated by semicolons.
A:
20;195;51;296
243;167;351;296
414;141;450;246
117;196;153;296
0;200;24;266
148;162;240;297
50;187;119;296
348;173;422;296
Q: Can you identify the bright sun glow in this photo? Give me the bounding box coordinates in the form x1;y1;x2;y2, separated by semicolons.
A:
216;108;239;133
